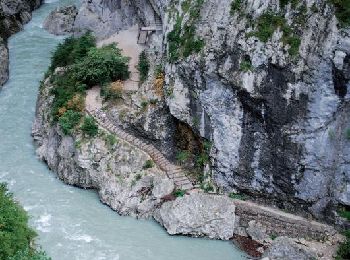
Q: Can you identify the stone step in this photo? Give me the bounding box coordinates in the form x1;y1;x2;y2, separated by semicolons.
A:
87;109;193;191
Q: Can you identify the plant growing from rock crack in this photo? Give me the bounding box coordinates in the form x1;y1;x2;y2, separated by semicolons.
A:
143;160;154;169
137;51;150;83
228;192;247;200
173;189;186;197
176;150;191;164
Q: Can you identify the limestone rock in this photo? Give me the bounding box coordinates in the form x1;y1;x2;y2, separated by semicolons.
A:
154;193;236;240
43;5;78;35
262;237;318;260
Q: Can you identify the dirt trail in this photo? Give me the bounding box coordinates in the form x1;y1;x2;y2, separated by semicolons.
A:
98;25;143;91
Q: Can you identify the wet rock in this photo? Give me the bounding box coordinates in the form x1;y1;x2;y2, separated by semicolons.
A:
43;5;78;35
0;40;9;86
154;193;236;239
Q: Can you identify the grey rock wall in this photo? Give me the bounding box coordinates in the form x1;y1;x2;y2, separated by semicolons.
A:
70;0;350;221
0;0;42;86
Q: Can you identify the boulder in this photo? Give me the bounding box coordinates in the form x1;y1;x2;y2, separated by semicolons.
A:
154;193;236;240
262;237;317;260
43;5;77;35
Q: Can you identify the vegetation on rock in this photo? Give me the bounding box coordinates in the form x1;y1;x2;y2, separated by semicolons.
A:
330;0;350;27
167;0;205;62
0;183;50;260
137;51;149;82
46;33;129;136
336;230;350;260
81;116;98;137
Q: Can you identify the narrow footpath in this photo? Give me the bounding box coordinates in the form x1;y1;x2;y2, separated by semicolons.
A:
86;87;194;190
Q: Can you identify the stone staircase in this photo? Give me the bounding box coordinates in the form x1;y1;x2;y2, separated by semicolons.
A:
86;108;194;190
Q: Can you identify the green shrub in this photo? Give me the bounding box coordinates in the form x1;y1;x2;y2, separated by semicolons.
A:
8;247;50;260
249;12;301;56
81;116;98;137
49;32;95;72
201;183;214;193
0;183;50;259
230;0;242;15
72;44;130;86
50;72;86;120
138;51;150;82
339;209;350;221
196;152;209;167
229;192;247;200
167;0;205;62
176;150;191;164
143;160;154;169
173;189;186;197
240;59;252;72
346;128;350;140
105;134;117;147
330;0;350;27
58;110;82;135
336;230;350;260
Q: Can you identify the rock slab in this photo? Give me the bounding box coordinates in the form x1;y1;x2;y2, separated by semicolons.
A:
154;193;236;240
43;5;77;35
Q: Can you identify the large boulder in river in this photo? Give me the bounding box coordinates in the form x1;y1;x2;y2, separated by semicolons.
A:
43;5;77;35
154;193;236;240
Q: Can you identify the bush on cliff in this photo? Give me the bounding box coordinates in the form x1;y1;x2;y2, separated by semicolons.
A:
72;44;130;86
58;110;82;135
81;116;98;137
49;32;95;72
0;183;50;260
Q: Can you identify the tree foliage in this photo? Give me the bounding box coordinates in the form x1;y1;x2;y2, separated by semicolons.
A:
0;183;50;259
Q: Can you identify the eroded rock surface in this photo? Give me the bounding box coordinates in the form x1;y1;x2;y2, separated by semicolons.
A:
32;78;174;218
43;5;78;35
262;237;318;260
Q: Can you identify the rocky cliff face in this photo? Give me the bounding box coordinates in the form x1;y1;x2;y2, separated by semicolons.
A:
0;0;42;85
160;0;350;222
32;77;175;218
53;0;350;223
